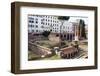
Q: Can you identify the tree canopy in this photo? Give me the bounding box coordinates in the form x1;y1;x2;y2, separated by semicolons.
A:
42;31;51;38
79;19;86;39
58;16;70;21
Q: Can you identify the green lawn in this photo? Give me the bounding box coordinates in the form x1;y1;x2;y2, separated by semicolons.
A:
28;40;83;60
28;51;41;60
28;50;62;60
42;54;61;60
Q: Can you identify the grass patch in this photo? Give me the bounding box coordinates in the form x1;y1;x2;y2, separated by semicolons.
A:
28;51;41;60
43;54;61;60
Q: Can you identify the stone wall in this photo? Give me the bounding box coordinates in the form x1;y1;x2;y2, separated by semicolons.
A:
29;42;52;57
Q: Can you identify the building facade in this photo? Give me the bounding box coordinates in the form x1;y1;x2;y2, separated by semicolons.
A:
28;15;61;33
28;14;79;41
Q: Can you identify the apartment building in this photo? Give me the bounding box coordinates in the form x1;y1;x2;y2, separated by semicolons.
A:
28;15;77;40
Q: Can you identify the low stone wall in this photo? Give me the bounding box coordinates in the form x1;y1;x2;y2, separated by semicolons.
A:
29;41;52;58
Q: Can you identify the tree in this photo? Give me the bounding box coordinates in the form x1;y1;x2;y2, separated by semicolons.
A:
42;31;51;38
58;16;70;21
79;19;86;39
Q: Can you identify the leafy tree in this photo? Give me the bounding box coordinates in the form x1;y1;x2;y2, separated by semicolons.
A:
42;31;51;38
58;16;70;21
79;19;86;39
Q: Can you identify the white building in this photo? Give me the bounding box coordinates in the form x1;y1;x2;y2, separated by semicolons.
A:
28;15;44;33
61;21;74;34
28;15;60;33
28;15;74;34
28;15;77;41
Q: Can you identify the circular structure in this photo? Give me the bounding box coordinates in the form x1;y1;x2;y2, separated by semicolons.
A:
60;46;78;59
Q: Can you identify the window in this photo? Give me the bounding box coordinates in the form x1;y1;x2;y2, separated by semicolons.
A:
41;26;44;28
36;21;38;23
29;20;31;23
32;30;34;32
36;30;38;32
35;18;38;20
31;25;32;27
32;18;34;20
41;19;43;21
36;25;38;28
32;21;34;23
29;20;34;23
64;35;66;37
41;21;44;24
56;34;59;37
